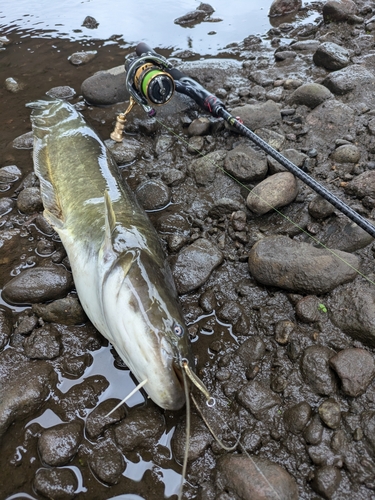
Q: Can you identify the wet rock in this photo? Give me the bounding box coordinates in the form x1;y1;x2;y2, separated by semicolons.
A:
246;172;298;216
236;336;266;365
291;40;320;52
0;197;14;216
135;179;171;210
38;420;83;466
174;3;215;25
323;218;374;252
5;77;23;92
248;236;359;294
162;167;185;186
237;380;281;419
61;353;93;378
274;319;295;345
14;312;38;335
23;324;62;359
59;376;109;420
32;296;86;325
268;148;307;174
81;65;128;105
86;398;127;440
361;411;375;453
106;136;141;164
230;101;281;131
322;65;375;95
187;135;205;154
345;170;375;198
301;346;337;396
224;144;268;182
0;349;57;438
328;281;375;347
216;455;299;500
310;465;341;500
318;399;341;429
269;0;301;17
34;467;77;500
283;402;312;434
189;150;227;186
172;238;223;294
256;128;285;151
313;42;350;71
295;295;326;323
208;197;246;218
329;348;375;396
89;439;125;485
82;15;99;29
0;164;21;184
2;266;74;305
308;195;335;219
322;0;358;23
16;186;43;213
12;131;34;149
172;412;212;462
68;50;97;65
331;144;360;163
304;414;324;445
46;86;76;99
114;406;165;452
0;306;12;350
288;83;332;109
188;117;211;136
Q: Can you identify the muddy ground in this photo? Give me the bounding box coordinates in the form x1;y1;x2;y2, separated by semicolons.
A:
3;0;375;499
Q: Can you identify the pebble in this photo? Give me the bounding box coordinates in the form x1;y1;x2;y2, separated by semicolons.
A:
86;399;127;440
68;50;97;65
274;51;296;63
237;380;281;419
216;455;299;500
361;411;375;454
46;86;76;99
308;195;335;219
255;128;285;151
38;420;83;466
224;144;268;182
274;319;295;344
16;186;43;214
322;218;374;252
283;402;312;434
5;77;23;92
303;414;324;445
345;170;375;198
313;42;350;71
187;135;205;154
208;197;246;218
331;144;360;163
135;179;171;210
310;465;342;500
246;172;298;215
82;15;99;29
172;412;212;462
61;353;92;378
267;148;307;174
34;468;77;500
322;65;375;95
318;399;341;429
59;375;109;421
23;324;62;359
269;0;301;17
189;150;227;186
288;83;332;109
295;295;326;323
0;306;12;350
329;348;375;396
81;65;128;105
322;0;358;22
0;197;15;216
12;131;34;149
230;101;281;131
106;137;141;164
248;235;359;294
14;312;38;335
2;266;74;305
301;346;337;396
172;238;223;294
235;336;266;365
162;168;185;186
0;164;21;184
89;439;125;485
32;296;87;325
188;117;211;136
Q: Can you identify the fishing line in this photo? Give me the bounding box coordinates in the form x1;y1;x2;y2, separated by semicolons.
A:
179;366;191;500
153;116;375;288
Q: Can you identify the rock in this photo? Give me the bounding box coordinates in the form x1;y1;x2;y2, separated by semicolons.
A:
322;219;373;253
0;349;57;438
16;186;43;214
304;414;324;445
288;83;332;109
38;420;83;466
268;148;307;174
174;3;215;25
274;319;295;345
59;376;109;421
328;281;375;347
5;77;23;92
308;195;335;219
14;312;38;335
236;336;266;365
189;150;227;186
0;164;21;184
331;144;360;163
329;348;375;396
135;179;171;210
295;295;326;323
61;353;93;378
230;101;281;131
89;439;125;485
274;50;297;62
2;266;74;305
114;406;165;452
246;172;298;215
313;42;350;71
283;402;312;434
82;15;99;29
34;468;77;500
162;168;185;186
23;324;62;359
291;40;321;52
318;399;341;429
86;399;127;440
310;465;342;499
172;412;212;462
32;296;86;325
172;238;223;294
249;236;359;294
216;455;299;500
301;346;337;396
322;65;375;95
345;170;375;198
81;65;128;105
106;136;141;164
0;306;12;350
269;0;302;17
68;50;97;65
208;197;246;218
46;86;76;99
0;197;14;216
237;380;281;419
224;144;268;182
12;131;34;149
188;117;211;136
322;0;358;23
361;411;375;453
255;128;285;151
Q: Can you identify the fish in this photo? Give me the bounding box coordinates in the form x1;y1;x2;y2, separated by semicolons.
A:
27;98;195;411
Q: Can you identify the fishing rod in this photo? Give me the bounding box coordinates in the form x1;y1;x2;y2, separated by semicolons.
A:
110;42;375;239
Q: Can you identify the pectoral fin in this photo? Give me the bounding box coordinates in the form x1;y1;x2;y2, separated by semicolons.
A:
100;190;117;263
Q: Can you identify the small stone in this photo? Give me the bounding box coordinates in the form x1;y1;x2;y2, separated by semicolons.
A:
288;83;332;109
237;380;281;419
246;172;298;216
82;16;99;29
230;101;281;131
301;346;337;396
68;51;97;65
32;296;87;325
12;131;34;149
86;399;127;440
224;144;268;182
0;306;12;350
46;86;76;99
322;65;375;96
23;324;62;359
172;413;212;462
62;354;92;378
89;440;125;485
295;296;325;323
135;179;171;211
16;186;43;214
329;348;375;396
38;420;83;466
274;319;294;344
313;42;350;71
310;465;341;500
331;144;360;163
322;0;358;23
5;77;23;93
318;399;341;429
269;0;302;17
284;402;312;434
308;195;335;219
188;117;211;136
0;197;15;216
34;468;77;500
304;414;324;445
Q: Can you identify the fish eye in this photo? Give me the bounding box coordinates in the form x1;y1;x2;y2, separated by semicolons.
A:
173;323;184;337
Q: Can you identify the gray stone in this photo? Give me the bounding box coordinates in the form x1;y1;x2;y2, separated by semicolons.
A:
246;172;298;215
46;86;75;99
322;65;375;95
322;219;374;253
89;439;125;485
255;128;285;151
34;468;77;500
189;150;227;186
12;131;33;149
283;402;312;434
82;15;99;29
16;186;43;214
23;324;62;359
38;420;83;466
0;306;12;350
188;117;211;136
172;238;223;294
304;414;324;445
295;295;326;323
86;399;126;440
0;197;15;216
68;50;97;65
318;399;341;429
248;236;359;294
291;40;321;52
230;101;281;131
329;348;375;396
269;0;302;17
32;296;87;325
224;144;268;182
135;179;171;211
310;466;342;500
331;144;360;163
172;413;212;462
106;137;141;164
274;50;297;61
237;380;281;419
0;164;21;184
345;170;375;198
268;148;307;174
288;83;332;109
313;42;350;71
81;65;129;105
322;0;358;23
208;197;246;218
308;195;335;219
301;346;337;396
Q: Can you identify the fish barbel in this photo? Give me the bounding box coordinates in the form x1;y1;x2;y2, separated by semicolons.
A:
28;98;194;410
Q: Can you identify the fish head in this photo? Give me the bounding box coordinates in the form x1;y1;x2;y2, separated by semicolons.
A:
102;247;195;411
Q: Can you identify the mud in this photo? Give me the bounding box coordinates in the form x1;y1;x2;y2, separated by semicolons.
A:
3;0;375;499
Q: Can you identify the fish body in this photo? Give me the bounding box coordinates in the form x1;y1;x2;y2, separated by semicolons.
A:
28;98;193;410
